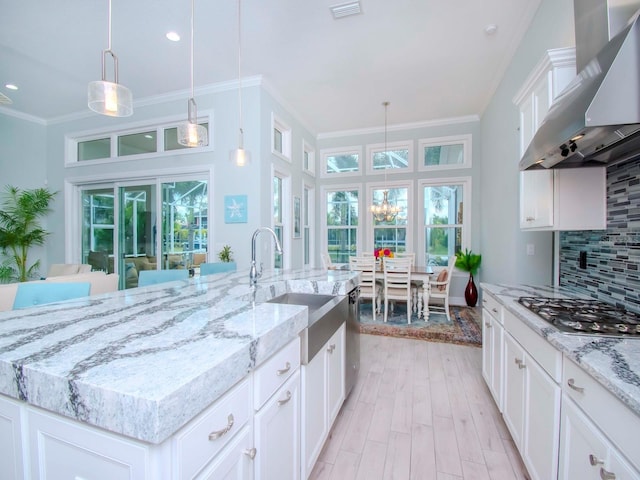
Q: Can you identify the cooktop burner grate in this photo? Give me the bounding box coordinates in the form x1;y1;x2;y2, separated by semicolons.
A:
517;296;640;337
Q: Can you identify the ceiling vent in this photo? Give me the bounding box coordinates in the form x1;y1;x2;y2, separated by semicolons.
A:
330;1;362;19
0;92;12;105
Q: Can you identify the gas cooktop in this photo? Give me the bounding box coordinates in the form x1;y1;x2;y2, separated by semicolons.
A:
518;296;640;337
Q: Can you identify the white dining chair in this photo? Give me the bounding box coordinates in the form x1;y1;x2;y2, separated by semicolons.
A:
427;256;456;321
382;257;414;324
349;256;380;321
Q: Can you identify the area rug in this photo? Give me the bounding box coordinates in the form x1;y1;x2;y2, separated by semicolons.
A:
357;302;482;347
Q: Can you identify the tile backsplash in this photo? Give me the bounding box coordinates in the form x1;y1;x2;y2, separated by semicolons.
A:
560;159;640;312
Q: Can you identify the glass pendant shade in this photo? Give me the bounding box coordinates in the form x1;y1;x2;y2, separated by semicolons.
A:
88;78;133;117
231;0;251;167
371;190;401;222
229;127;251;166
178;99;208;147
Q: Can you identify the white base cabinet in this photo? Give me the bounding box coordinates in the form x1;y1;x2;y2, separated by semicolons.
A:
302;323;345;479
0;396;26;480
481;293;504;411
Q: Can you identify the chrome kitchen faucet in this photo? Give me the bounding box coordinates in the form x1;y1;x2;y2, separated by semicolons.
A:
249;227;283;286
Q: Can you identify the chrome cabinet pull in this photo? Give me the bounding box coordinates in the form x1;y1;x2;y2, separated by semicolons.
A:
244;447;257;460
567;378;585;393
492;307;498;313
484;322;492;328
600;468;616;480
515;358;526;369
208;414;234;440
525;216;535;221
276;362;291;376
278;390;292;406
589;454;604;466
327;344;336;353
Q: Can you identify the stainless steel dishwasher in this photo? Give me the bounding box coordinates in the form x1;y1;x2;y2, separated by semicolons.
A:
345;286;360;398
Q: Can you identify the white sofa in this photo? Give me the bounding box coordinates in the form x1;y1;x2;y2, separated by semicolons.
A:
0;272;119;312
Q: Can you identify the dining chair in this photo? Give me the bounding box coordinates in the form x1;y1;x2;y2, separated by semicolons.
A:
349;256;380;321
13;282;91;309
427;256;457;321
321;252;333;269
395;252;424;315
382;257;414;324
200;262;237;276
138;269;189;287
47;263;92;277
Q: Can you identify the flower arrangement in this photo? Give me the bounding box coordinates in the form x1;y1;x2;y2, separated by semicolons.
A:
374;247;394;259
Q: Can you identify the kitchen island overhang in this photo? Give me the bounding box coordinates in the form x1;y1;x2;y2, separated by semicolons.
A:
0;267;359;444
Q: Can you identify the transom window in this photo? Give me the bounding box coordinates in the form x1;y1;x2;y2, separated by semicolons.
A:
302;140;316;176
321;146;362;177
366;140;413;174
325;189;359;263
418;134;472;171
272;114;292;161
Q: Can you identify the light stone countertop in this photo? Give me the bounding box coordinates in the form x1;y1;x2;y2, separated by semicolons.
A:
481;283;640;417
0;268;359;444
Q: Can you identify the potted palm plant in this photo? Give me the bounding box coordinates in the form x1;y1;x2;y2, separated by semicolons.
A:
455;248;482;307
0;186;57;282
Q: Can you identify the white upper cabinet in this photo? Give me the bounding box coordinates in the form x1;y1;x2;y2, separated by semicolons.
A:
514;48;607;231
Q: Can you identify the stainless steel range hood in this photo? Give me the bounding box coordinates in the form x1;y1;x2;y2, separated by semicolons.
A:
519;4;640;170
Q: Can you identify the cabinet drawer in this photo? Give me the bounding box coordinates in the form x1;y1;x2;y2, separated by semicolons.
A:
504;309;561;382
254;337;301;410
482;293;503;324
563;357;640;471
174;378;251;480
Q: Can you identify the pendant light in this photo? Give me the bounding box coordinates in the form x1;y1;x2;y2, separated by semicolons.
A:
229;0;251;166
177;0;208;147
88;0;133;117
371;101;401;222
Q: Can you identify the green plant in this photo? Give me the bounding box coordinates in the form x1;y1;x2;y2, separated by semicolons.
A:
0;186;57;283
218;244;233;263
455;248;482;276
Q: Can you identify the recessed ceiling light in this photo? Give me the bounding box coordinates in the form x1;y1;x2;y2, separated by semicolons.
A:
166;31;180;42
484;24;498;36
5;84;18;90
330;1;361;19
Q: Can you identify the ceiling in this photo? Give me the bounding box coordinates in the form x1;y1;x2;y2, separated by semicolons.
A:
0;0;542;134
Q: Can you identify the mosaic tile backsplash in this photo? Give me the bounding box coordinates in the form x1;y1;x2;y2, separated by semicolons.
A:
560;159;640;312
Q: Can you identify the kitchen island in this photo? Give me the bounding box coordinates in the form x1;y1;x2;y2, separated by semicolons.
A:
0;268;358;479
481;283;640;480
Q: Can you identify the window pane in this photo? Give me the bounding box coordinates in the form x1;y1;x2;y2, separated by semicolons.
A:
78;138;110;161
326;191;358;226
118;131;158;156
372;187;408;225
326;154;359;174
327;229;357;263
424;143;464;167
274;226;283;268
274;128;283;153
373;227;406;253
273;176;283;224
82;189;115;272
424;226;461;266
423;185;463;225
165;124;209;151
373;148;409;170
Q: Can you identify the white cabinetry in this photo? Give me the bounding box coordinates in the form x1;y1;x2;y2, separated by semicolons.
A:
559;358;640;479
514;47;607;231
501;310;562;480
302;322;345;479
481;292;504;411
0;395;25;480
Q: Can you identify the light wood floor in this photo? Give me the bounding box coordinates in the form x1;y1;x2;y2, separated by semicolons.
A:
309;334;530;480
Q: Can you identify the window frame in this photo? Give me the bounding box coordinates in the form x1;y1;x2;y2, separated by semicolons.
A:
366;180;413;255
320;146;363;178
272;165;291;269
302;139;316;176
271;113;292;162
365;140;414;175
65;112;214;166
322;184;362;263
417;176;472;267
417;134;472;171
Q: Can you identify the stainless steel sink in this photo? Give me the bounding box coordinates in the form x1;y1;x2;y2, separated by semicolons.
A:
267;292;347;364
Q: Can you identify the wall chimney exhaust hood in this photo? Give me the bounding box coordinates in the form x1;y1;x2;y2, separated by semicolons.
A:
519;5;640;171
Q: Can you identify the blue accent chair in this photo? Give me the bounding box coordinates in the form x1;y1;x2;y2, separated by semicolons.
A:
13;282;91;309
138;269;189;287
200;262;237;276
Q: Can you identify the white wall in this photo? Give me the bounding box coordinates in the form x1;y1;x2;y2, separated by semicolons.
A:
479;0;575;286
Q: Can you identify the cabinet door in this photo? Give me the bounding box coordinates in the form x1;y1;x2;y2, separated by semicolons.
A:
0;396;25;480
489;318;504;412
326;324;345;426
607;446;640;480
255;370;300;480
520;171;554;229
481;308;493;387
523;356;561;480
503;333;526;448
302;350;327;477
197;426;254;480
558;396;608;480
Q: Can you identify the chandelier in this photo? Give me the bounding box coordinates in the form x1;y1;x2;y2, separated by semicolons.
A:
371;101;401;222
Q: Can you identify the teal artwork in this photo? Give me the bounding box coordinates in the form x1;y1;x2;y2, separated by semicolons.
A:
224;195;248;223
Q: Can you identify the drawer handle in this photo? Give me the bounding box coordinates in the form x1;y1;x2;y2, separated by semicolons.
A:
526;216;535;221
515;358;526;369
244;447;257;460
484;322;492;328
278;390;292;406
327;344;336;353
277;362;291;376
600;468;616;480
492;307;498;314
589;454;604;466
567;378;584;393
208;414;234;441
